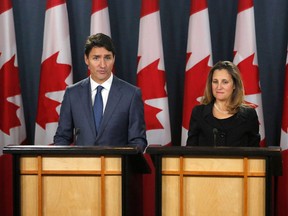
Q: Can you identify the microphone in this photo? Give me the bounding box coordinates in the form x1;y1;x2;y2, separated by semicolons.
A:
74;128;80;145
213;128;218;147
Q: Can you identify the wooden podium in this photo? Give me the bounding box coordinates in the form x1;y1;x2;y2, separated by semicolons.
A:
3;145;150;216
146;146;282;216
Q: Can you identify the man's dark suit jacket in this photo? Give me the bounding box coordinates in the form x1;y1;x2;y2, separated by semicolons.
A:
187;103;260;147
54;76;147;151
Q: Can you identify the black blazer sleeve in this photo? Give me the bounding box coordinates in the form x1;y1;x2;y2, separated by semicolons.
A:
186;105;205;146
243;107;261;147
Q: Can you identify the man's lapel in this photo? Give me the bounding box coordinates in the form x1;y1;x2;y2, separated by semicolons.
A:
97;76;123;137
79;78;97;137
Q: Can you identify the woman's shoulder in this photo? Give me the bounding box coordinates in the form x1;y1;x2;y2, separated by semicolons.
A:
192;104;211;116
193;104;205;111
239;105;258;118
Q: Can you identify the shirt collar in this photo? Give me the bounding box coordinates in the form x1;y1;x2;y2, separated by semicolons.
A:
90;74;113;92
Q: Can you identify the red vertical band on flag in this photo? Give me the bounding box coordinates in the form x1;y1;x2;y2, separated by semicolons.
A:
0;0;12;14
141;0;159;17
92;0;108;14
191;0;207;15
46;0;66;10
238;0;253;13
282;63;288;132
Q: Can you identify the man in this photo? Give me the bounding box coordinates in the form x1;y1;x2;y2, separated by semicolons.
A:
54;33;147;152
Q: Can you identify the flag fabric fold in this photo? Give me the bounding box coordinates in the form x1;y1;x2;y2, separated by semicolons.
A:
0;0;26;152
181;0;213;146
34;0;73;145
90;0;111;36
276;47;288;216
137;0;171;147
233;0;265;146
0;0;26;214
137;1;171;215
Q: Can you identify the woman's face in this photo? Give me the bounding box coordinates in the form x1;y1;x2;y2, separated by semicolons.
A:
212;69;235;103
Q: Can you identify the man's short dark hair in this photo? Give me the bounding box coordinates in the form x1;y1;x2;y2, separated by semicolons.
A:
84;33;116;57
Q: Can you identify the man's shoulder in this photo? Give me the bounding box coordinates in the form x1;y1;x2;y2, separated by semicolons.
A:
68;77;89;89
113;76;139;91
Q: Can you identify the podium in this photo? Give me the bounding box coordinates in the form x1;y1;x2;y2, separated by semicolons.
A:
146;146;282;216
3;145;150;216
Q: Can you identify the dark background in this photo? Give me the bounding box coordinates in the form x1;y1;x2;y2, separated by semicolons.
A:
11;0;288;146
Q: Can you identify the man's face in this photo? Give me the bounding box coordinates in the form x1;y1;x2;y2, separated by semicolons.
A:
85;47;115;84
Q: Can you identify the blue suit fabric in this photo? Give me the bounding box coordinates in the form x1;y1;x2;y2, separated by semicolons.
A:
54;76;147;151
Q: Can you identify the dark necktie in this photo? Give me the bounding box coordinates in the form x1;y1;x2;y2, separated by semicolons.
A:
93;85;104;134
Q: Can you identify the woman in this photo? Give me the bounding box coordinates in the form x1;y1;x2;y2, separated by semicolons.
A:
186;61;260;147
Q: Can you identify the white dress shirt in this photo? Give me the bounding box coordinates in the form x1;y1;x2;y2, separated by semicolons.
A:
90;74;113;114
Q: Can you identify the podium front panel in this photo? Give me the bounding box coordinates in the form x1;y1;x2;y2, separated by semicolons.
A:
20;155;122;216
4;145;150;216
161;156;265;216
146;146;281;216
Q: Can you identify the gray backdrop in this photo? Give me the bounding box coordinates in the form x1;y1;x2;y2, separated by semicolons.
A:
11;0;288;146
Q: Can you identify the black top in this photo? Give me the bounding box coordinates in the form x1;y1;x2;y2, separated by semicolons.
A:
187;103;260;147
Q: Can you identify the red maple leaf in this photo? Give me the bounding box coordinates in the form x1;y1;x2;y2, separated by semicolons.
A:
36;52;71;129
182;54;211;129
137;58;167;130
243;100;258;109
144;104;163;130
0;55;21;135
282;64;288;132
237;53;261;95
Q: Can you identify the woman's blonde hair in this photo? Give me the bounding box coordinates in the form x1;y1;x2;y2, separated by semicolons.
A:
201;61;248;113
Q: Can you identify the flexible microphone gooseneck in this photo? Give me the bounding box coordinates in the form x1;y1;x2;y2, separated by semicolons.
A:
74;128;80;145
213;128;218;147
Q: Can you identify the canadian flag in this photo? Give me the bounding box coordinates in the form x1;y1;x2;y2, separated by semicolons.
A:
137;0;171;215
276;48;288;216
181;0;213;146
0;0;26;214
34;0;72;145
233;0;265;146
90;0;111;36
137;0;171;146
0;0;26;152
